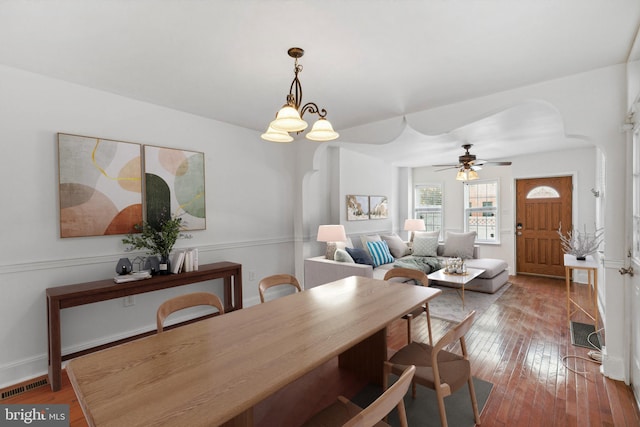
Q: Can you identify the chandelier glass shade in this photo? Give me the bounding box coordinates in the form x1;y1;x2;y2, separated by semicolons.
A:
262;47;339;143
260;125;294;143
306;118;339;141
456;168;479;181
271;105;308;132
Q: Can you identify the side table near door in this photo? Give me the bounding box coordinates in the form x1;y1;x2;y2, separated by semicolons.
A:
564;254;599;330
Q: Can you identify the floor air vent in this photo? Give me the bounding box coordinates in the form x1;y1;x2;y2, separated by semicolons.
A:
1;377;48;400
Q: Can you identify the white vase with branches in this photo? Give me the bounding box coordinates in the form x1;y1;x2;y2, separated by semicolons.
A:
557;223;604;260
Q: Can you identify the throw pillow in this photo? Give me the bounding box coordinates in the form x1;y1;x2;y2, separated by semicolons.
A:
346;247;375;267
413;230;440;239
366;240;395;267
412;235;439;257
360;234;382;257
442;231;477;259
335;237;354;252
381;233;410;258
334;248;355;263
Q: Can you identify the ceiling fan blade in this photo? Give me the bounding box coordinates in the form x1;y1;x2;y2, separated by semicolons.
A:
476;161;512;166
433;164;461;172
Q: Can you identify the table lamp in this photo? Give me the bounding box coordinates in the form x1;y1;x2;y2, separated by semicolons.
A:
317;224;348;259
404;219;426;243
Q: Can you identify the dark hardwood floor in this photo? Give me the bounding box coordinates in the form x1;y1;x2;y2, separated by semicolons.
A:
4;275;639;426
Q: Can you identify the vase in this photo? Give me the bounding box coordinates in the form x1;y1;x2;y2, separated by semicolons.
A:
159;253;170;275
116;258;133;275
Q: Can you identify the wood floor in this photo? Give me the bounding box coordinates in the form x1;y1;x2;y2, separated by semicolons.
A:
4;275;640;426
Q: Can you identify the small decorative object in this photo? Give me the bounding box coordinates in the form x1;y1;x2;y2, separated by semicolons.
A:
122;212;183;275
557;223;604;260
144;256;160;275
444;257;466;275
116;258;133;275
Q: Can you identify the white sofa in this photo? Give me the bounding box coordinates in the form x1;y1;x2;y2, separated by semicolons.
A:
304;232;509;294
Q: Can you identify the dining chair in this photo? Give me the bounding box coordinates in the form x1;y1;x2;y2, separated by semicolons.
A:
302;365;416;427
156;292;225;333
258;274;302;303
383;267;433;345
382;311;479;427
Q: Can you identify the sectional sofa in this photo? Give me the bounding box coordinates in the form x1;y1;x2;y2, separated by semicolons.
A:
304;231;509;293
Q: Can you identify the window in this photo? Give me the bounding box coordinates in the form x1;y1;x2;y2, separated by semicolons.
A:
526;186;560;199
414;184;443;238
464;180;499;243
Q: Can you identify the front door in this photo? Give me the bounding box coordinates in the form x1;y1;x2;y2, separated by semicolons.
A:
516;176;573;277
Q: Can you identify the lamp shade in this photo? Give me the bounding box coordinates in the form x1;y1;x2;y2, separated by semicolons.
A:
306;118;339;141
271;105;308;132
261;125;294;143
404;219;426;232
317;224;347;242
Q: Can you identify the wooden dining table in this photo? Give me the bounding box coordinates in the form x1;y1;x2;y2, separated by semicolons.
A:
66;275;441;426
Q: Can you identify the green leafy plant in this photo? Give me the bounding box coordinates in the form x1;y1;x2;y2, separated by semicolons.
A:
122;214;183;257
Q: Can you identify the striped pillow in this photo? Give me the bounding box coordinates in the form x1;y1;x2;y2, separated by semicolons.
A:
366;240;395;267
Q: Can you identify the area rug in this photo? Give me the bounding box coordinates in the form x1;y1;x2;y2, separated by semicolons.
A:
351;377;492;427
570;321;602;350
428;282;511;323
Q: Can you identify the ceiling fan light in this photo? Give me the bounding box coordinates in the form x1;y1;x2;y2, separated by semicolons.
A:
456;168;479;181
261;125;294;143
271;105;308;132
305;118;339;141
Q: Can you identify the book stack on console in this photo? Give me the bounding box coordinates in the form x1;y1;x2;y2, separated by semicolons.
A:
113;270;152;284
170;248;199;274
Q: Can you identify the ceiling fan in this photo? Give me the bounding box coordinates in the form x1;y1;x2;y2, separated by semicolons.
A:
435;144;512;172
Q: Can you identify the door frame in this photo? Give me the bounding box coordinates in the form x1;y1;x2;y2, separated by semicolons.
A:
513;173;578;276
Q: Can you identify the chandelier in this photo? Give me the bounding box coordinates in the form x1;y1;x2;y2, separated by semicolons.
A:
261;47;339;143
456;167;479;181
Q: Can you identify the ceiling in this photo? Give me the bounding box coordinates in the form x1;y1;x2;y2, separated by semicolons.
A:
1;1;639;167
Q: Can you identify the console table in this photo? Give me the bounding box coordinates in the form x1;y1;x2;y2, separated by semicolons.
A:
46;261;242;391
564;254;598;330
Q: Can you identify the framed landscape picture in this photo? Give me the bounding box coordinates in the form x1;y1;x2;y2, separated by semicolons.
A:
144;146;206;231
58;133;143;237
369;196;388;219
346;195;369;221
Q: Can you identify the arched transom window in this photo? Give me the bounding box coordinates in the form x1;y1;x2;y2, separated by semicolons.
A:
526;186;560;199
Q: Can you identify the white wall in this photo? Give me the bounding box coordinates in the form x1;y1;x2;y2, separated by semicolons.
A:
0;65;297;387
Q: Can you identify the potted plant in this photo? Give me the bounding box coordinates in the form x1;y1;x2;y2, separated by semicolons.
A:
122;213;183;275
557;223;604;260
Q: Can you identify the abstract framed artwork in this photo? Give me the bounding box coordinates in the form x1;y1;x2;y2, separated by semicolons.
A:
58;133;143;237
369;196;388;219
346;195;369;221
143;146;206;231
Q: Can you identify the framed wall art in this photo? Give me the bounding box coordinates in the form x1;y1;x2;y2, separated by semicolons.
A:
369;196;388;219
346;195;369;221
58;133;143;237
144;146;206;231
